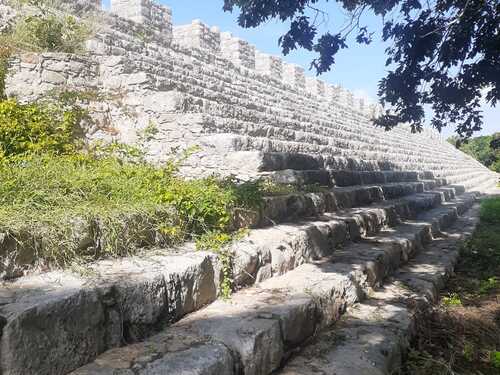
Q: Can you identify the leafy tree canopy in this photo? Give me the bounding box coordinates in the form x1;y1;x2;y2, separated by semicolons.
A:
448;133;500;172
223;0;500;137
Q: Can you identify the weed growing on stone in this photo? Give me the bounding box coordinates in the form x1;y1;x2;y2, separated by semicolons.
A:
195;229;249;299
0;150;264;277
441;293;462;307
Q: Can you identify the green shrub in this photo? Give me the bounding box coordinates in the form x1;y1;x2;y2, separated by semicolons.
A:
0;44;11;99
442;293;462;307
161;177;236;234
491;351;500;368
9;13;90;53
0;151;263;271
159;176;263;236
0;59;7;100
0;0;93;55
491;159;500;173
480;197;500;224
0;99;81;159
0;153;174;263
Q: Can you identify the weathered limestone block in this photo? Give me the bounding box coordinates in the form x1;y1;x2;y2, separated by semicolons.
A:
305;76;325;96
283;63;306;89
324;84;344;105
221;32;256;69
5;53;99;101
171;291;287;375
0;2;17;32
255;51;283;81
92;251;217;341
331;86;354;107
356;97;365;113
110;0;172;39
70;331;235;375
173;20;221;52
280;296;411;375
0;272;121;375
136;338;234;375
58;0;101;13
0;250;219;375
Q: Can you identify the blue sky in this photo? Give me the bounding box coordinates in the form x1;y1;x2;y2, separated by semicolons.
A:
103;0;498;138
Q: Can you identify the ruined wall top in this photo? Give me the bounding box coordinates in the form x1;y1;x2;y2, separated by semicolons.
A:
88;0;381;117
110;0;172;35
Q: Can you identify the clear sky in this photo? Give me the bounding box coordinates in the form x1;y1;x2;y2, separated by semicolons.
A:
103;0;498;138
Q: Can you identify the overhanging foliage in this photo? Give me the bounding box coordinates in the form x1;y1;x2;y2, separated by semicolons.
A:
223;0;500;137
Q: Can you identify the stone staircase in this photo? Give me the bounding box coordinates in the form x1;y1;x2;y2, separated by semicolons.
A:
278;204;481;375
67;177;486;375
1;159;495;375
1;1;499;373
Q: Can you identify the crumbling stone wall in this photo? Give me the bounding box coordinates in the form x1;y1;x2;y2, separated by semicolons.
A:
2;0;497;183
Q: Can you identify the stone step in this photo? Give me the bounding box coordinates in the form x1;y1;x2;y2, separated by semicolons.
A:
444;169;493;185
210;132;468;169
70;193;478;375
331;170;421;186
0;188;470;375
260;169;429;188
232;190;448;287
231;153;494;197
457;172;498;191
224;151;323;173
0;248;219;375
204;134;485;176
184;90;459;159
278;203;480;375
225;151;481;180
260;169;334;187
252;181;451;227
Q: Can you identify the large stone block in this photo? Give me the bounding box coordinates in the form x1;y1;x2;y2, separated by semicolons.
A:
330;86;353;107
283;63;305;89
255;51;283;81
110;0;172;38
173;20;221;52
221;32;256;69
58;0;102;14
305;76;325;96
0;273;120;375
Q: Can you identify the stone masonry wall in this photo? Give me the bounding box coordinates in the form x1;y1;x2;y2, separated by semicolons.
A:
2;0;497;185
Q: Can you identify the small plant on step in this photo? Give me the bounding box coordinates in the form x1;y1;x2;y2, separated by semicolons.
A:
442;293;462;307
196;229;249;299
